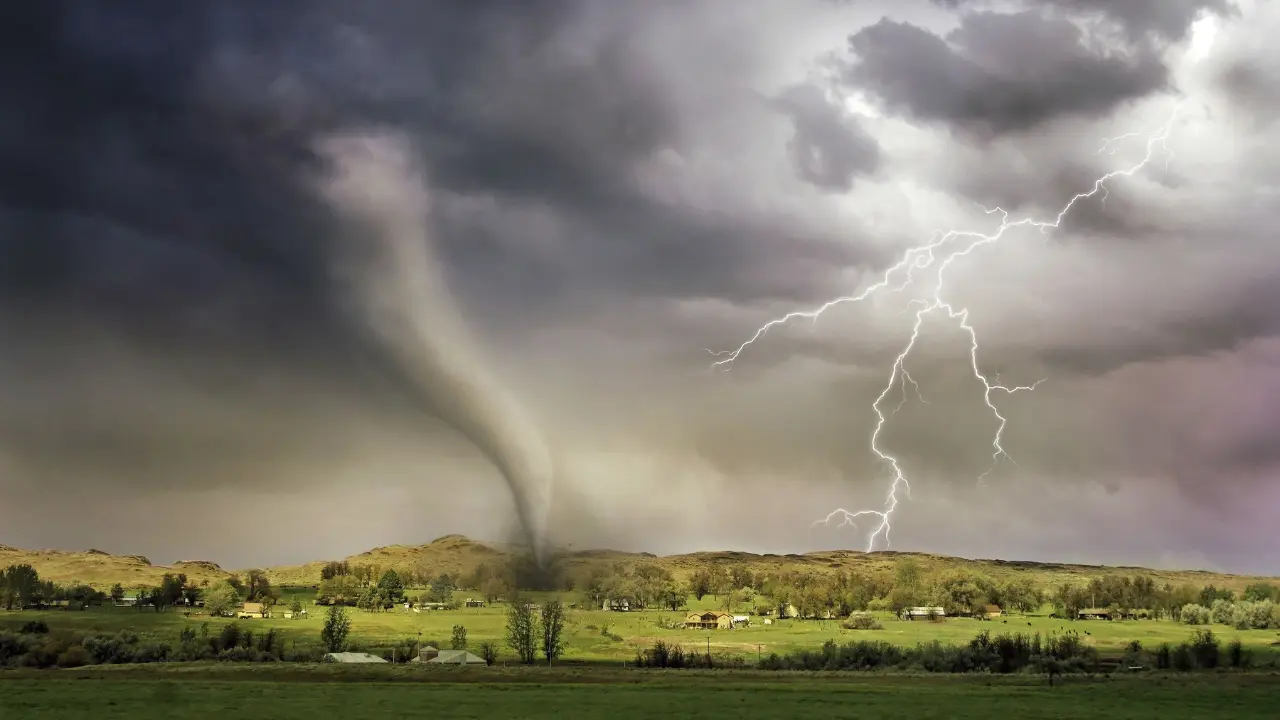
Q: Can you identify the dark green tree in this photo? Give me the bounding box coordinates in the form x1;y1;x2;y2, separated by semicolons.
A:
321;605;351;652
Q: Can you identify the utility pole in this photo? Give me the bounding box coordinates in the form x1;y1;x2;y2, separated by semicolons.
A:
757;644;762;665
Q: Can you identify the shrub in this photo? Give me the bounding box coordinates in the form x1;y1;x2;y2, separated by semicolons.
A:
19;621;49;635
1210;599;1234;625
1180;604;1211;625
842;613;883;630
56;645;92;668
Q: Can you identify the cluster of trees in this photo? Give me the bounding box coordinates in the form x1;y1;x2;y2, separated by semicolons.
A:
317;566;432;610
504;597;567;665
1181;597;1280;630
0;622;324;669
1;564;109;611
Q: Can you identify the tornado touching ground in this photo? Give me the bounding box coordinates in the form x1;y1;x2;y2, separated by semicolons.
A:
311;130;554;564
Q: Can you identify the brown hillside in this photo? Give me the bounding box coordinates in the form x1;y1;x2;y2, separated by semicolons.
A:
0;546;231;589
2;537;1275;592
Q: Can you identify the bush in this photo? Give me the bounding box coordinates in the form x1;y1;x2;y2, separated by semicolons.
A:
1180;604;1211;625
19;621;49;635
841;613;883;630
56;645;92;668
1210;599;1234;625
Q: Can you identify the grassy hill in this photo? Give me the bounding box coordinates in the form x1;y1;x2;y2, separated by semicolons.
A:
1;536;1274;592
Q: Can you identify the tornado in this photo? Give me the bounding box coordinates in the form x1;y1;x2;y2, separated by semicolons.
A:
311;130;554;564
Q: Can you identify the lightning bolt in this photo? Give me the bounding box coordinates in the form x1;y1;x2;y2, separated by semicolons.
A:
709;107;1178;552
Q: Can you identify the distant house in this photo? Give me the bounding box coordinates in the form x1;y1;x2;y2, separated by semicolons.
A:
114;594;141;608
239;602;269;619
685;611;734;630
427;650;487;665
731;615;751;627
419;602;447;611
981;605;1003;619
901;606;946;621
464;598;485;608
1078;608;1114;620
325;652;388;664
602;598;631;612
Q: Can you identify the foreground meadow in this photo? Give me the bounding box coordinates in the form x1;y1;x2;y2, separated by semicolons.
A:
1;665;1278;719
4;589;1279;664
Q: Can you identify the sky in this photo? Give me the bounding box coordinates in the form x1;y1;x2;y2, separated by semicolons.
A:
1;0;1278;574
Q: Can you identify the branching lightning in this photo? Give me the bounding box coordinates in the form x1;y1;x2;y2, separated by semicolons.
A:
708;108;1179;553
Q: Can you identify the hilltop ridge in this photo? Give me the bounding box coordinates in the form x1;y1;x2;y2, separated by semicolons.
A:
0;536;1272;591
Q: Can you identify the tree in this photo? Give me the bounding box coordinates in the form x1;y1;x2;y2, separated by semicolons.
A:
110;584;125;604
158;573;186;610
204;581;241;617
451;624;468;650
1243;583;1278;602
2;564;40;610
290;599;303;618
505;596;539;664
479;641;498;666
321;605;351;652
182;582;202;608
540;600;567;665
321;561;351;581
244;570;272;602
689;568;712;601
377;569;406;604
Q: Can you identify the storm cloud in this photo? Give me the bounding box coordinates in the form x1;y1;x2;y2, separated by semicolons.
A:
0;0;1276;573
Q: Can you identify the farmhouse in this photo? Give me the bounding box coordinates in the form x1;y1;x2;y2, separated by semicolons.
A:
238;602;269;619
981;605;1003;619
685;611;734;630
901;606;946;621
602;598;631;612
1078;608;1114;620
113;594;141;608
464;598;485;608
732;615;751;627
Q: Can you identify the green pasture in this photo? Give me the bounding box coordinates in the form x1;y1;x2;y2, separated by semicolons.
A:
3;588;1279;663
2;665;1278;719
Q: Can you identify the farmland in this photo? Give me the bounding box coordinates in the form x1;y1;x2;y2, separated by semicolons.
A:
3;589;1280;664
1;665;1279;719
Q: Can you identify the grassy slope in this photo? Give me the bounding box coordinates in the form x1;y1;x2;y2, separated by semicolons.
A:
1;668;1278;720
3;535;1275;592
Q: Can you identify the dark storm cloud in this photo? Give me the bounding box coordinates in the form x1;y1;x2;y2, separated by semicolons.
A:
841;12;1170;136
774;83;881;191
932;0;1236;40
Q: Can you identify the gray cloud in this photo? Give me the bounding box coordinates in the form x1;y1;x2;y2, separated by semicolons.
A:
1;0;1278;574
774;83;881;191
933;0;1236;40
842;11;1170;137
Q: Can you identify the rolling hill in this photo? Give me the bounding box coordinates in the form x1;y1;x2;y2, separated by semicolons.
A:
1;536;1274;593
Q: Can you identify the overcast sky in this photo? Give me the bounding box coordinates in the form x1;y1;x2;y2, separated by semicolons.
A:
2;0;1277;574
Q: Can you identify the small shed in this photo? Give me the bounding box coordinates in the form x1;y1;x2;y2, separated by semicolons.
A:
1078;608;1114;620
427;650;487;665
981;605;1003;618
464;598;485;608
325;652;388;664
410;646;441;662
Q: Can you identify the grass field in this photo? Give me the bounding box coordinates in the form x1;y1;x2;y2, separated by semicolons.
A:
5;591;1280;663
1;665;1278;719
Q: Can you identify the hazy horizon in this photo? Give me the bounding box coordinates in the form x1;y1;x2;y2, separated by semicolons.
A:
3;1;1278;575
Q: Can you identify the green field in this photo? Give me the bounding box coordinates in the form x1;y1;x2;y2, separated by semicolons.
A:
4;590;1279;663
2;665;1278;719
